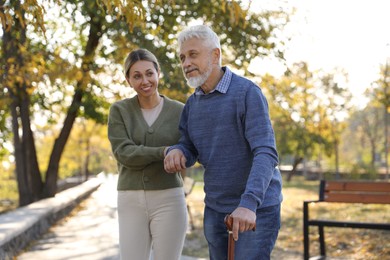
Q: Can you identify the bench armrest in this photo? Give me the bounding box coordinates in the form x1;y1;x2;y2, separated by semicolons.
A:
303;200;321;204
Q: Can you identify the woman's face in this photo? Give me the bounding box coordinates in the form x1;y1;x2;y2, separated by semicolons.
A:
126;60;159;98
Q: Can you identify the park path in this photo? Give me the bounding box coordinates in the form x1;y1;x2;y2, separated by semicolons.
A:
17;174;120;260
16;174;201;260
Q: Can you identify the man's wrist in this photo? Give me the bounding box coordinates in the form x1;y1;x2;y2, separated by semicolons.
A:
166;146;177;155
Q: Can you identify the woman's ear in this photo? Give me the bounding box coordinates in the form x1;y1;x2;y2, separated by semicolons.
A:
125;77;132;87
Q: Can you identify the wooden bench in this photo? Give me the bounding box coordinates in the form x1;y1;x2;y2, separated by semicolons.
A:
303;180;390;260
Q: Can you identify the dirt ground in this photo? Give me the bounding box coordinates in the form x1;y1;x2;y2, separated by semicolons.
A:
183;183;302;260
184;182;390;260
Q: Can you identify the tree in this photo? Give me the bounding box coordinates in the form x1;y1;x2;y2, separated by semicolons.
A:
263;62;330;181
316;69;353;178
369;60;390;179
347;105;384;171
263;63;354;181
1;0;47;205
1;0;288;206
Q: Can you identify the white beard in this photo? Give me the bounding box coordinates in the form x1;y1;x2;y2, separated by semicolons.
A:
185;60;213;88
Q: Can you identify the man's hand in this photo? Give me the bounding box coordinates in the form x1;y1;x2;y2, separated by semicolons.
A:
230;207;256;241
164;149;187;173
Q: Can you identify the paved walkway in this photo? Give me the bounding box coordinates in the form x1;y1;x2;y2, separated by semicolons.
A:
16;174;203;260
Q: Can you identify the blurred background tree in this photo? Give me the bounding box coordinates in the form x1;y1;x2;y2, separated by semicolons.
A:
370;60;390;178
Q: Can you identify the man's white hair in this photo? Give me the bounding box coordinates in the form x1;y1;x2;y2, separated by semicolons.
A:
177;25;222;65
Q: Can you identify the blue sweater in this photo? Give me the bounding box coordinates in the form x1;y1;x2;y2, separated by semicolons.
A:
173;67;283;213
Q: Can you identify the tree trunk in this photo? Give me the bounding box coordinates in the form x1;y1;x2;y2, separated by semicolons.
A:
2;2;43;206
385;105;389;179
384;60;389;180
286;156;303;182
83;138;91;181
20;90;43;200
4;19;32;206
370;141;376;170
43;88;84;197
334;140;340;179
43;11;103;197
10;100;33;206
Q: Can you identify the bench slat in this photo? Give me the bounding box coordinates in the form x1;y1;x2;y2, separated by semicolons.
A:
308;219;390;230
325;181;390;192
324;193;390;204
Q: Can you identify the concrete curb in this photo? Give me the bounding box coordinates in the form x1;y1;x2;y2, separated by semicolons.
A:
0;177;102;260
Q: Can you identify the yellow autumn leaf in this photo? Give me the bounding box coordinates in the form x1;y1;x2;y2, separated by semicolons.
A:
75;71;83;81
7;57;15;64
15;75;24;84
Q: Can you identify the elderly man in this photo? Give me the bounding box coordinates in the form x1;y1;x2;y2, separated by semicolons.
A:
164;25;283;260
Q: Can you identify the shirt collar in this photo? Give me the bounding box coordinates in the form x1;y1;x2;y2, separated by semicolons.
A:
194;66;232;95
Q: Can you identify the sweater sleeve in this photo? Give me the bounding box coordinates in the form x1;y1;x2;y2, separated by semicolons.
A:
107;103;165;169
239;85;279;212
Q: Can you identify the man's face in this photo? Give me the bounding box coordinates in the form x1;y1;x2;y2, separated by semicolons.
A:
179;38;214;88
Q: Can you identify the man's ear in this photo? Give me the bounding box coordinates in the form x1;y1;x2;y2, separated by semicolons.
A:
212;48;221;64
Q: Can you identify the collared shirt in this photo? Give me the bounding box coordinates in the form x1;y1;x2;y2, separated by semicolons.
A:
194;66;232;95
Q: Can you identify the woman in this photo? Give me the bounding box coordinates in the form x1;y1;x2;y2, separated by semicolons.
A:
108;49;187;260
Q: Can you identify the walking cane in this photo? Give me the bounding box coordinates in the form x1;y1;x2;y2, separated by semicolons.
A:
224;214;256;260
224;214;235;260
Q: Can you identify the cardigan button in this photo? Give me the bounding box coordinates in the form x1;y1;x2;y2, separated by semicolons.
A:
147;128;154;134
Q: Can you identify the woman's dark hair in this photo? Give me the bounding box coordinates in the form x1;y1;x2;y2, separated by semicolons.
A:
124;49;160;78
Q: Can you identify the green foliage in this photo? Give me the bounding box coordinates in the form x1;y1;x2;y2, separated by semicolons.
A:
80;89;110;124
370;62;390;109
349;163;379;180
281;175;319;192
98;0;288;102
263;63;329;164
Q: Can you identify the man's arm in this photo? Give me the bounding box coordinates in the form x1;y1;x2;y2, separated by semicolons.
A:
232;84;279;240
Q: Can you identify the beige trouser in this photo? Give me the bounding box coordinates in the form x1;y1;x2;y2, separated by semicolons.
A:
117;188;188;260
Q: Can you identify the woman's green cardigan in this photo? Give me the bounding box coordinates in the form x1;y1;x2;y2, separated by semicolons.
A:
108;95;184;190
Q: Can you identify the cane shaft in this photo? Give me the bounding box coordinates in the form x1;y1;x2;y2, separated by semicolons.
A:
227;231;235;260
225;215;235;260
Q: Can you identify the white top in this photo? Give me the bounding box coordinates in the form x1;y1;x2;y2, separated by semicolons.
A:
141;98;164;126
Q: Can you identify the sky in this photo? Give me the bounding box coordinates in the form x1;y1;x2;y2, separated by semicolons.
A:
247;0;390;107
